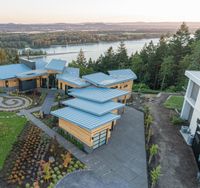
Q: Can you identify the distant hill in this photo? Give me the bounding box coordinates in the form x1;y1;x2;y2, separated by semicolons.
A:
1;22;200;33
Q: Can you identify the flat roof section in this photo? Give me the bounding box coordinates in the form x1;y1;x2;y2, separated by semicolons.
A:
0;64;31;80
69;87;130;103
62;98;125;116
51;107;120;131
57;74;90;88
83;72;135;87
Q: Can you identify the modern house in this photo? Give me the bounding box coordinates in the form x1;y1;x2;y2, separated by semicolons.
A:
0;58;137;152
181;70;200;170
51;70;137;152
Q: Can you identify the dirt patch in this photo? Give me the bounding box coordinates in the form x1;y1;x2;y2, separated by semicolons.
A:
147;93;199;188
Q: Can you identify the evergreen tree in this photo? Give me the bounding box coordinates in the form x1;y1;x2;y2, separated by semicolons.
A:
115;41;129;69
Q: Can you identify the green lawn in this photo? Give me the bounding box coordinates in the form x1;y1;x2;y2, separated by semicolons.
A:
164;95;184;111
0;112;27;170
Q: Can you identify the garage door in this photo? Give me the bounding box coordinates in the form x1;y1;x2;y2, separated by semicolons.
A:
93;129;107;149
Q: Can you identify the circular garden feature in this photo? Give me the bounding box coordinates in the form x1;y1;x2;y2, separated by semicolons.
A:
0;96;32;111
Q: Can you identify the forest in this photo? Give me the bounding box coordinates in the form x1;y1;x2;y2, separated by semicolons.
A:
0;31;161;49
69;23;200;91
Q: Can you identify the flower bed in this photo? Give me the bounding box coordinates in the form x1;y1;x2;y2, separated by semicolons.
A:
0;124;85;188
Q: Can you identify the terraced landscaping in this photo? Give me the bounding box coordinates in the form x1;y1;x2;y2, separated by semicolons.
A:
0;122;85;188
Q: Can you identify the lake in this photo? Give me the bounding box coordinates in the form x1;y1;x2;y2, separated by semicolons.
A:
31;38;159;64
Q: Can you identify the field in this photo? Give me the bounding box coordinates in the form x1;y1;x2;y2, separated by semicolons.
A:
0;112;27;169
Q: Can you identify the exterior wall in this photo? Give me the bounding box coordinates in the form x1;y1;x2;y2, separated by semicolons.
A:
0;79;19;92
58;80;78;90
59;119;112;147
7;79;19;87
20;58;35;70
109;80;133;100
0;80;5;87
181;79;200;135
189;91;200;135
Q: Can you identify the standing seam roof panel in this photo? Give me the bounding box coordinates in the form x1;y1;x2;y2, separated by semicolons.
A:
51;107;120;130
62;98;125;116
69;87;130;103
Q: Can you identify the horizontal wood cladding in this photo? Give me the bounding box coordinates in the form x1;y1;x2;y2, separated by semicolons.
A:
59;119;112;147
58;80;78;90
0;80;5;87
59;119;93;146
109;80;133;99
7;79;19;87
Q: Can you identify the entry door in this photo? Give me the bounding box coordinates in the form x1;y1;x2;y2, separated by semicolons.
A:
93;129;107;149
192;122;200;169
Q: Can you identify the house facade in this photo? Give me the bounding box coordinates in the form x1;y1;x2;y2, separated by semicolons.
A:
0;58;137;152
181;71;200;135
181;70;200;170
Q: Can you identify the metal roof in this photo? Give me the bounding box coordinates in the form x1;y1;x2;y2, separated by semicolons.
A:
57;73;90;87
62;98;125;116
16;69;48;79
35;60;48;70
69;87;129;103
0;64;31;80
51;107;120;130
45;59;67;72
108;69;137;80
82;71;135;87
63;67;80;77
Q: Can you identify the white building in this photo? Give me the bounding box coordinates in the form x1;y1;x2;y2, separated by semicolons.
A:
181;71;200;172
181;71;200;135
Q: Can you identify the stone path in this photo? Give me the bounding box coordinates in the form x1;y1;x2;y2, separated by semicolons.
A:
40;90;56;115
0;95;32;111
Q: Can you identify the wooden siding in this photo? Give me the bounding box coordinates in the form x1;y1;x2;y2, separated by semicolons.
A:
0;80;5;87
58;80;80;91
109;80;133;100
7;79;19;87
59;118;112;147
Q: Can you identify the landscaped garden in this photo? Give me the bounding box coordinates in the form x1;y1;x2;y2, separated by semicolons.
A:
0;121;85;188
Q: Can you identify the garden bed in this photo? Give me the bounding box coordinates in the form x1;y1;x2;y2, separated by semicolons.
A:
0;123;85;188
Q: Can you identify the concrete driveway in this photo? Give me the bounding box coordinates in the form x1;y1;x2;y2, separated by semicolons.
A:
56;107;148;188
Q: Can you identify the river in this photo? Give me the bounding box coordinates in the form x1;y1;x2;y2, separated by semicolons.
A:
30;38;159;64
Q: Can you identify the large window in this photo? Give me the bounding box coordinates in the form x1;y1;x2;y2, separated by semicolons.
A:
190;82;199;102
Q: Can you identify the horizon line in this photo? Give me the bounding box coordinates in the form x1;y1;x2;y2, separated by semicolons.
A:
1;21;200;25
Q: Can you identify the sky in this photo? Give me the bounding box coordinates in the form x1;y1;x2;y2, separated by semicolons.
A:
1;0;200;23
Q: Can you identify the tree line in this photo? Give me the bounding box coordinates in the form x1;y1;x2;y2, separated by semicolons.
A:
0;31;161;49
69;23;200;91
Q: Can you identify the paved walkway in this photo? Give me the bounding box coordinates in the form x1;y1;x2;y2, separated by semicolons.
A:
21;107;148;188
40;90;56;115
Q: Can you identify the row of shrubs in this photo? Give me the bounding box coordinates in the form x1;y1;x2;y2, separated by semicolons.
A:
57;128;84;151
144;106;161;188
